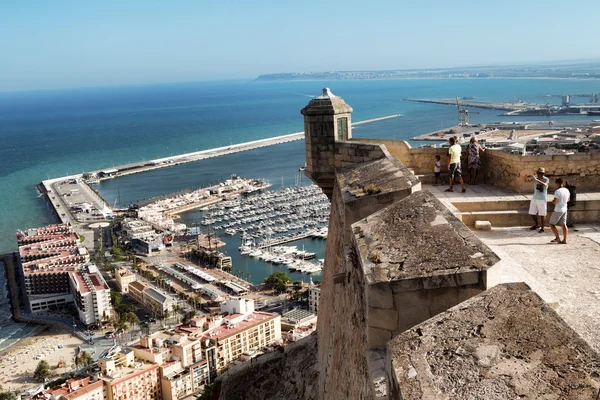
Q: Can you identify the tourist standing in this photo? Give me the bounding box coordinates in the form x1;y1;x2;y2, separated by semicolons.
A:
549;177;570;244
445;137;466;193
467;136;485;184
433;155;441;186
565;180;578;231
525;168;549;232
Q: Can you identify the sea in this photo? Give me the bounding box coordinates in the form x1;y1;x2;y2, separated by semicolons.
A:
2;77;600;351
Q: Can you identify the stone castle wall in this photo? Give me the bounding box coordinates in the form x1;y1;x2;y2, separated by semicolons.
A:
217;93;600;400
316;184;374;399
334;141;386;169
352;138;600;193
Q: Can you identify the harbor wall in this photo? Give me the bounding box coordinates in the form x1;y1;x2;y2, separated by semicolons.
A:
352;138;600;193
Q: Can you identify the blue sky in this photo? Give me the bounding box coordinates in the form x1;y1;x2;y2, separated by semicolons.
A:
1;0;598;90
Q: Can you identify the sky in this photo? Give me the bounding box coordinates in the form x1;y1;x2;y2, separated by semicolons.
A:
1;0;599;91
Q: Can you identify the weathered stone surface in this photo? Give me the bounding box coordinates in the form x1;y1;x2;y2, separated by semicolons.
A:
388;283;600;400
368;306;398;331
218;334;319;400
338;155;418;204
354;190;499;285
316;185;374;400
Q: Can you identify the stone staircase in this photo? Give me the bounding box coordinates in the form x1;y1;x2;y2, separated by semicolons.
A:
455;199;533;227
422;183;600;228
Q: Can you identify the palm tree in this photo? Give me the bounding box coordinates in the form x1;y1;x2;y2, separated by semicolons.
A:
172;303;181;324
162;309;170;327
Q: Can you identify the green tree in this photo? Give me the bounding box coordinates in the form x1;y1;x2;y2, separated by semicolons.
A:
264;272;292;293
74;351;94;369
0;391;17;400
33;360;51;382
183;310;197;323
110;291;122;307
111;246;123;261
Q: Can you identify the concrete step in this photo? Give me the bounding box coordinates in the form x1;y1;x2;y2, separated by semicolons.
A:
453;200;531;212
461;210;532;227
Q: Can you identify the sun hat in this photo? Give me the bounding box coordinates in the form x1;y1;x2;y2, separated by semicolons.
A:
536;167;545;174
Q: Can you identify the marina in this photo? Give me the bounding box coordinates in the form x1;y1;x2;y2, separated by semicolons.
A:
199;185;329;243
196;184;329;275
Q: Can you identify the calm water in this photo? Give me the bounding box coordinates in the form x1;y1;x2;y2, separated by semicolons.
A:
2;77;600;345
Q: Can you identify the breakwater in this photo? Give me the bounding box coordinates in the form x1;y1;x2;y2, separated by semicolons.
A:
86;114;402;182
404;98;536;112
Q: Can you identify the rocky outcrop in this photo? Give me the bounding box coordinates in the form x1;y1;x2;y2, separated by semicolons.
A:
217;334;319;400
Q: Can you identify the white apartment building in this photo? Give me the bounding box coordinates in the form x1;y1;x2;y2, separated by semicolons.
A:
199;298;282;375
69;264;112;327
309;278;321;315
220;297;255;315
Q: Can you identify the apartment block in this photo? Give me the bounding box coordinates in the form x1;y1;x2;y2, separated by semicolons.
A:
115;267;136;293
308;280;321;315
16;224;92;314
69;264;112;327
98;350;161;400
127;280;177;316
28;376;104;400
160;360;210;400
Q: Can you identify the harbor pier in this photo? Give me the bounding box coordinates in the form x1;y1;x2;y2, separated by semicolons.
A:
84;113;403;182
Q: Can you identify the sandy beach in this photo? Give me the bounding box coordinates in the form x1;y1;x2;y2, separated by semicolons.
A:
0;325;86;392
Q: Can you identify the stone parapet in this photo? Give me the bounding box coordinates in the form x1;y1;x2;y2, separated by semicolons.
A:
338;149;421;224
387;283;600;399
334;141;387;169
352;190;500;348
352;138;600;193
316;145;422;400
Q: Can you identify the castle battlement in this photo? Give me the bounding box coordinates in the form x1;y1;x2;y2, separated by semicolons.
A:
216;89;600;400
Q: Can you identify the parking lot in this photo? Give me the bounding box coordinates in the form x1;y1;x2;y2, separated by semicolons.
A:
50;178;110;223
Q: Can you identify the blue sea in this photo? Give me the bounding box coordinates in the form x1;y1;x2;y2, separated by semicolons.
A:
2;77;600;349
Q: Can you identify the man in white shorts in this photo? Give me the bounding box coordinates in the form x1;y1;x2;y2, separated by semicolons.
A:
550;177;570;244
525;167;549;233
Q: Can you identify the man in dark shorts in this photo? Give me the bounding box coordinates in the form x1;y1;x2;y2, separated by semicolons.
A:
565;181;577;231
445;136;466;193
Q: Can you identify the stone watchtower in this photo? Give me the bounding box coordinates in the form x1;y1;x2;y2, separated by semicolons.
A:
301;88;353;198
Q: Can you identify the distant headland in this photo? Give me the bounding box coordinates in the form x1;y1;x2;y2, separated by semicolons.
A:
255;62;600;81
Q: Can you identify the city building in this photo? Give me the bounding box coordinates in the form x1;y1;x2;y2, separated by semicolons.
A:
280;308;317;342
16;223;93;314
68;264;112;327
220;297;254;315
308;278;321;315
121;218;165;255
98;350;161;400
160;360;210;400
142;287;177;316
126;280;178;316
115;267;136;293
127;281;148;304
197;298;282;375
37;376;104;400
131;332;210;399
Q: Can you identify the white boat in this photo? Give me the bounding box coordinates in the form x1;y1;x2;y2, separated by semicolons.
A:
225;228;237;236
249;250;263;258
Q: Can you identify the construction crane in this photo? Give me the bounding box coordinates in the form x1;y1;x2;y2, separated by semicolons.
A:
456;97;479;126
